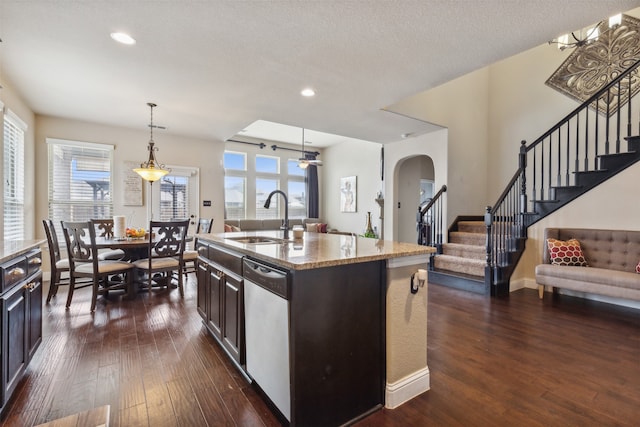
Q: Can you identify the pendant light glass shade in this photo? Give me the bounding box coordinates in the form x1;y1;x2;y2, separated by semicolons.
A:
134;103;170;182
133;140;169;181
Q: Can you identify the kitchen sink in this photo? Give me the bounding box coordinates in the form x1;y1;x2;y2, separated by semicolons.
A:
226;236;283;245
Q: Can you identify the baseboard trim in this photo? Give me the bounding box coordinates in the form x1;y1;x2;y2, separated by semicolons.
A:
385;366;430;409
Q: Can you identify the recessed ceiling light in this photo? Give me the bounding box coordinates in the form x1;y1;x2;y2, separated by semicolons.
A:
110;32;136;45
301;88;315;97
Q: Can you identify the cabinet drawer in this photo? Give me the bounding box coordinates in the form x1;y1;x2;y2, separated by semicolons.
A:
26;250;42;277
1;256;27;293
209;246;243;275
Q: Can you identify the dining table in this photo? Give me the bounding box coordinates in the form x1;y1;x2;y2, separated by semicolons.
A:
96;236;195;261
95;236;151;261
94;235;195;293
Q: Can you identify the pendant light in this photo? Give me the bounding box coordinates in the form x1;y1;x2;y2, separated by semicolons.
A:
133;102;169;182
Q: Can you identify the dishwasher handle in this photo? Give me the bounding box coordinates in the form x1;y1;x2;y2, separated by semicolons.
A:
243;259;289;299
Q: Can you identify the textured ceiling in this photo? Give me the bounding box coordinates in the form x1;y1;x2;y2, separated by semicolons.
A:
0;1;638;145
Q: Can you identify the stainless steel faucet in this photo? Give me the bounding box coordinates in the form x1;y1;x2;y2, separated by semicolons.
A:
264;190;289;239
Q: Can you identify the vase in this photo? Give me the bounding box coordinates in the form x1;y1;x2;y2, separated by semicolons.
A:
364;211;376;238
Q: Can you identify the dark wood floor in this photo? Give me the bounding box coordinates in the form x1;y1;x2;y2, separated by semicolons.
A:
2;277;639;426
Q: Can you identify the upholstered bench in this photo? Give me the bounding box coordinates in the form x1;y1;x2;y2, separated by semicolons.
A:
535;228;640;301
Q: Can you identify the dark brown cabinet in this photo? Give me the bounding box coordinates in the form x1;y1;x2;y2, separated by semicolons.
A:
207;265;223;340
196;243;244;366
0;248;42;417
222;271;242;362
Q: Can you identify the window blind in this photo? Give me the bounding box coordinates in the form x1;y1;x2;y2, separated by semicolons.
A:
48;139;114;227
3;112;26;240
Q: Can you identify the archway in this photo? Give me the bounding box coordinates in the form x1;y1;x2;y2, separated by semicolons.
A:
394;155;435;243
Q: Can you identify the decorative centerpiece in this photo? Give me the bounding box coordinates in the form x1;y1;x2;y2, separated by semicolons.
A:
126;227;146;239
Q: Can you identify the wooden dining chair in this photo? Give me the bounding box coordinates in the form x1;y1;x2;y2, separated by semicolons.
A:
182;218;213;277
91;218;126;260
43;219;73;303
133;219;190;297
61;220;136;312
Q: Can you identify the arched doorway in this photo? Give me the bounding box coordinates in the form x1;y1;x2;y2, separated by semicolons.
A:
395;155;435;243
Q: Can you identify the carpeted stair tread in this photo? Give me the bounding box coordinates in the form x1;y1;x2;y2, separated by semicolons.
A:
457;221;486;234
449;231;485;246
441;243;485;260
434;254;485;277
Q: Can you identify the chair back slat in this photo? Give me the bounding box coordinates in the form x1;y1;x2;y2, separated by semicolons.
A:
91;218;115;238
150;220;190;259
43;219;62;263
62;221;97;268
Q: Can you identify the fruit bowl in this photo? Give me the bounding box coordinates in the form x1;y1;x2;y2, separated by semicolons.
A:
126;227;146;239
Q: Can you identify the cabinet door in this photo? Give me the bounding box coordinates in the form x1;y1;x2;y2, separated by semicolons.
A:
2;284;27;404
222;273;243;363
207;266;223;340
196;261;208;320
28;274;43;359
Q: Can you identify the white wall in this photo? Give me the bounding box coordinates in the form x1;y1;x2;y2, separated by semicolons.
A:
487;44;575;196
34;115;225;237
386;68;490;226
322;139;382;234
384;129;448;242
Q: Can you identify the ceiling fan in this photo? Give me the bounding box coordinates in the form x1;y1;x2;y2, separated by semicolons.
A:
298;128;323;169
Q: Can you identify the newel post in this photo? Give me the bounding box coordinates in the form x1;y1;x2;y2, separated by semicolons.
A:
519;140;527;214
484;205;493;291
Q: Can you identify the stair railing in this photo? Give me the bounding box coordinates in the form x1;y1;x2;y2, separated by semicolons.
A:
486;57;640;296
417;185;447;266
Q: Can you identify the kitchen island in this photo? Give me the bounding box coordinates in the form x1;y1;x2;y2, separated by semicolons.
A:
0;240;44;417
196;231;434;426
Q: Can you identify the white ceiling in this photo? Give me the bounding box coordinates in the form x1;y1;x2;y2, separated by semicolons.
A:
0;1;638;146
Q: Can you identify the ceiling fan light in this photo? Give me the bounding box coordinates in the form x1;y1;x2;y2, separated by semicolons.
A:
298;161;309;169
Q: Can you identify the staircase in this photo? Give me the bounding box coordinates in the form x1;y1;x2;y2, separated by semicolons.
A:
429;219;487;294
424;57;640;296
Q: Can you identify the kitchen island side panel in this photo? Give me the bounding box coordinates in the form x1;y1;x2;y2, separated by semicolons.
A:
289;260;385;426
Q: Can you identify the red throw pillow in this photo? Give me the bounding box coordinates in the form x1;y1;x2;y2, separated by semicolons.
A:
636;261;640;273
546;238;588;266
224;223;233;232
319;223;328;233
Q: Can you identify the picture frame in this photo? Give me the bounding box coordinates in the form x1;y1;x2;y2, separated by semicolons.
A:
340;176;357;213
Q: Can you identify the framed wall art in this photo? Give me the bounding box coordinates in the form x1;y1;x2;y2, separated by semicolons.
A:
340;176;357;213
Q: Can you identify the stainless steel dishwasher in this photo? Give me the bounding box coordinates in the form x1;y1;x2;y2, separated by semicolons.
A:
243;258;291;421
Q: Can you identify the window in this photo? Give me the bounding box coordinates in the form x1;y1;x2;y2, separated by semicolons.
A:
255;155;279;219
3;110;27;240
159;174;190;221
48;138;114;225
256;155;278;174
287;160;306;218
223;148;308;220
256;178;278;219
224;151;247;219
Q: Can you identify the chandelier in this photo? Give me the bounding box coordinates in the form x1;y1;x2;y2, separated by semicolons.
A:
133;102;170;182
549;14;622;51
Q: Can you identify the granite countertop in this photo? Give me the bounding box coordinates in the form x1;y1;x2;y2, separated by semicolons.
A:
198;231;435;270
0;240;46;264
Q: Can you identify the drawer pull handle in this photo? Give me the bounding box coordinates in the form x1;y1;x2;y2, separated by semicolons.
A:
23;282;35;290
8;267;25;277
29;257;42;265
